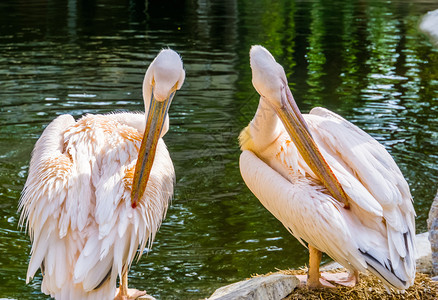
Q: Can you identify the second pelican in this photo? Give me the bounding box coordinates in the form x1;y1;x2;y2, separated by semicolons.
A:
239;45;416;290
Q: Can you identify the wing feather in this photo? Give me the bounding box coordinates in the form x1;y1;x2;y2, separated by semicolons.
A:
306;107;416;287
19;115;75;282
240;150;367;271
308;107;413;211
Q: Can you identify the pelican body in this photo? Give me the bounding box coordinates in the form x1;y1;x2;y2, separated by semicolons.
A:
239;46;416;290
19;49;185;299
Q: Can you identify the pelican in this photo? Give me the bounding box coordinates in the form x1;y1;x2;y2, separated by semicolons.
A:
239;45;416;290
19;49;185;299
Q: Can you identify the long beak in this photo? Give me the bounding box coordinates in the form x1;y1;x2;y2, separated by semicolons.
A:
131;87;175;208
272;85;350;209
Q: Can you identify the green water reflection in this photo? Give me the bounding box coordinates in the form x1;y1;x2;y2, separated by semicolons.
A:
0;0;437;299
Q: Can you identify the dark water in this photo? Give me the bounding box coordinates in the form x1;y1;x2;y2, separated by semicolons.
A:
1;0;437;299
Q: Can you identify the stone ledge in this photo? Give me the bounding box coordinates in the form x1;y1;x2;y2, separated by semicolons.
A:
208;274;300;300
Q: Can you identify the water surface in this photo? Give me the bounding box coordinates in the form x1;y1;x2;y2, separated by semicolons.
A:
1;0;437;299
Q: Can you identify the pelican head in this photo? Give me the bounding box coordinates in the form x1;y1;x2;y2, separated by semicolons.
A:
250;45;289;108
142;49;185;135
131;49;185;208
249;45;350;208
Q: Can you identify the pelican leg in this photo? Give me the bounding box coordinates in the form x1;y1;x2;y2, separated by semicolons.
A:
307;245;336;288
115;271;147;300
295;245;336;288
307;245;321;287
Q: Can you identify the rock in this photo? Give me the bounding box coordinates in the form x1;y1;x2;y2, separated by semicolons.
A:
427;190;438;275
208;273;300;300
416;232;433;274
320;261;342;271
427;190;438;231
420;9;438;45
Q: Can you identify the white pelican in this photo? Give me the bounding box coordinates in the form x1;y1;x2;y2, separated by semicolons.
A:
19;49;185;299
239;45;416;290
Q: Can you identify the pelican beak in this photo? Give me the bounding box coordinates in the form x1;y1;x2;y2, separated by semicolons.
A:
131;85;176;208
272;85;350;208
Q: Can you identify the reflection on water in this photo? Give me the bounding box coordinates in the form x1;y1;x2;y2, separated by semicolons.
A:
1;0;437;299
